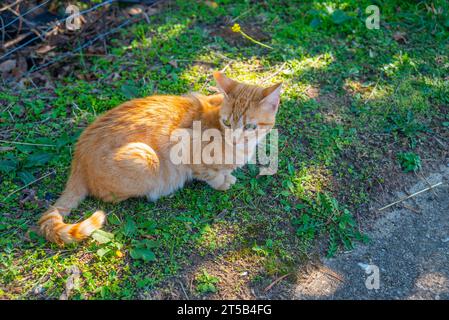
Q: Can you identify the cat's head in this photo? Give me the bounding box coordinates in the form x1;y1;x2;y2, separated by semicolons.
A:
213;72;282;135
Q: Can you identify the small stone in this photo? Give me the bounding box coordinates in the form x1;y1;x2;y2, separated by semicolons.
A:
33;285;45;295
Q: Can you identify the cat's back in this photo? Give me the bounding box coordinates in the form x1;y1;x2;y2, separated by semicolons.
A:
91;95;200;130
77;95;201;146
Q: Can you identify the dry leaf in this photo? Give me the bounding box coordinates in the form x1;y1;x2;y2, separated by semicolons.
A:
128;5;143;15
146;7;160;16
59;266;81;300
35;45;56;55
20;189;37;205
12;56;28;78
0;59;16;73
393;31;408;43
168;60;179;68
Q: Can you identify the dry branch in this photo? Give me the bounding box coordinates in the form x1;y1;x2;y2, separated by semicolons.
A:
377;182;444;212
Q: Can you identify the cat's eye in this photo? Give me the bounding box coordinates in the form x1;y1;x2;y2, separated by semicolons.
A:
244;123;257;130
223;119;231;127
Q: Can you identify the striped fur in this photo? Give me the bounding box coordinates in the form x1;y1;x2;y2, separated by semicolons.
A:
39;209;105;245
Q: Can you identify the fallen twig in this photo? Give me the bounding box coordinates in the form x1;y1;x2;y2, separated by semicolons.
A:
3;31;31;49
231;7;256;23
264;273;290;292
0;0;24;12
59;266;80;300
260;62;287;84
321;268;344;283
4;170;55;200
432;135;446;149
2;0;51;30
377;181;444;212
416;172;438;197
0;139;56;147
401;203;421;214
178;279;189;300
0;15;6;47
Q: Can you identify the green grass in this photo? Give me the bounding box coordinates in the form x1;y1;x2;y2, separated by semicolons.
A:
195;269;220;295
397;151;422;173
0;0;448;299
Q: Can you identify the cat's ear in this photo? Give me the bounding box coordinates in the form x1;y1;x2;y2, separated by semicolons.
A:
260;83;282;112
213;71;237;95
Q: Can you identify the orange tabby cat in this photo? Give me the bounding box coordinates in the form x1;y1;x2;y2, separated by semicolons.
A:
39;72;282;245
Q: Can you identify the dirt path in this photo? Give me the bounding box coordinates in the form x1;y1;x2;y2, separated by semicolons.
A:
293;165;449;300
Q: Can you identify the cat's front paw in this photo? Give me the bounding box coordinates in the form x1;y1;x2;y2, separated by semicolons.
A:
224;173;236;186
215;182;231;191
216;174;236;191
207;174;226;190
206;173;236;191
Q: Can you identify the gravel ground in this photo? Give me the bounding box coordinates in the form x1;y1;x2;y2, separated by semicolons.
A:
294;164;449;300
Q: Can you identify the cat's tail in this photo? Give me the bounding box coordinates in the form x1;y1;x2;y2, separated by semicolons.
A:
38;167;105;245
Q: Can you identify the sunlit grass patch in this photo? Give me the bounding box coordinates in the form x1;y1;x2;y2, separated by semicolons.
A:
196;221;239;254
293;165;333;198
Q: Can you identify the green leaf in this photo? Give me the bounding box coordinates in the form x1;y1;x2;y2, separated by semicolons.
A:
56;132;72;148
28;230;40;240
121;84;139;99
91;229;114;244
331;10;349;24
123;218;137;236
24;153;53;168
107;214;121;225
0;160;17;172
12;105;25;116
130;248;156;262
140;220;157;232
34;137;54;145
99;286;110;298
310;17;321;28
97;247;111;257
142;239;158;248
17;171;36;185
15;144;35;153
